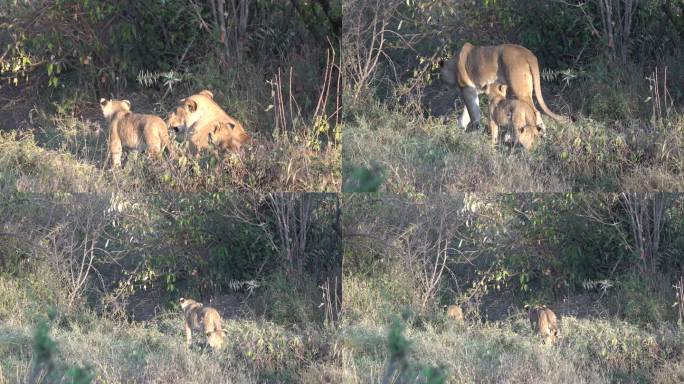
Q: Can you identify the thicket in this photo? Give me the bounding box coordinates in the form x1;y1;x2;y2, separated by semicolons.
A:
343;193;684;325
0;190;342;327
1;0;340;118
341;192;684;382
342;0;684;192
1;1;341;192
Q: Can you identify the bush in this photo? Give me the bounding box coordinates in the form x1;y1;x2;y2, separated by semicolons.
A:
615;272;673;324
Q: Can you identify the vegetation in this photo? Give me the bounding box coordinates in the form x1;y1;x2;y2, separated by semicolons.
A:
1;0;341;192
5;1;684;383
340;193;684;382
342;0;684;192
0;187;342;382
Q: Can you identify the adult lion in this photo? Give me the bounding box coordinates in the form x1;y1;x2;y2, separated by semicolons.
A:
440;43;565;131
166;90;250;155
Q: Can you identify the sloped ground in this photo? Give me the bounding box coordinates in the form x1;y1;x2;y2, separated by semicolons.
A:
337;315;684;383
0;311;340;383
343;101;684;193
0;96;340;194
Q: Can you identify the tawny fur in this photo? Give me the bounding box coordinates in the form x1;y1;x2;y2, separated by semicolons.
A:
446;305;464;322
485;83;543;152
208;121;250;152
527;305;559;345
440;43;565;130
100;98;171;168
166;90;250;155
180;297;225;351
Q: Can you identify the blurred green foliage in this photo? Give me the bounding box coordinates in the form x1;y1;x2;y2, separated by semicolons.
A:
30;319;94;384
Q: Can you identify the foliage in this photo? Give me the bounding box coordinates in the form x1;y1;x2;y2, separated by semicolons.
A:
29;319;94;384
259;272;322;324
615;271;673;324
381;317;446;384
343;194;684;321
340;315;684;383
343;102;684;193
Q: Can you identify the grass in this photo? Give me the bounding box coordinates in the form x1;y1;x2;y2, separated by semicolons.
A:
338;275;684;383
0;91;340;194
0;311;339;383
343;101;684;193
0;248;341;383
0;139;342;383
338;316;684;383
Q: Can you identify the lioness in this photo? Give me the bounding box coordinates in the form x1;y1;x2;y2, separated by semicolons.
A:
485;83;543;152
100;98;171;168
440;43;565;131
445;304;464;322
166;90;250;155
179;297;225;351
527;305;559;345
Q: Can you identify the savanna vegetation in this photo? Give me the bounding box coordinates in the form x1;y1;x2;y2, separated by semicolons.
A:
343;0;684;193
0;189;343;383
1;0;341;192
340;193;684;383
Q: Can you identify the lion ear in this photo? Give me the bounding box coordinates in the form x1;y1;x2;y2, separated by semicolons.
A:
186;100;198;113
99;98;108;106
199;90;214;99
122;100;131;109
498;84;508;95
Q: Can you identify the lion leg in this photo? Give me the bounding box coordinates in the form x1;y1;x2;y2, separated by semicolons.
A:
143;126;162;160
488;120;498;147
109;129;123;168
461;87;481;130
189;133;205;158
184;321;192;346
111;150;122;168
206;331;224;351
159;127;175;159
458;102;471;128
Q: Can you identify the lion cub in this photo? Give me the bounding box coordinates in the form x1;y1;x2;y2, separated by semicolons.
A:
100;98;171;168
208;121;251;153
166;90;250;155
179;297;225;351
527;305;559;345
485;84;543;152
445;304;464;322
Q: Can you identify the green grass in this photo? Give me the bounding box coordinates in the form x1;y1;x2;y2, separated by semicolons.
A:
343;102;684;193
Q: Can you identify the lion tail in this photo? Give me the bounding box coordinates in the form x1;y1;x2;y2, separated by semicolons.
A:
528;56;565;123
